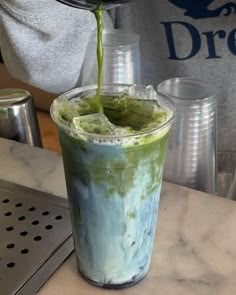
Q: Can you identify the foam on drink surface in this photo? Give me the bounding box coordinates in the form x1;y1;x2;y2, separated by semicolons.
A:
53;86;173;146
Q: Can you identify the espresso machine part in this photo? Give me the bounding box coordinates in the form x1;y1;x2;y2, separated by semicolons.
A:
0;89;42;147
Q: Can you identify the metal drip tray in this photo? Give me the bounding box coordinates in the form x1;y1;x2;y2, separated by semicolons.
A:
0;179;73;295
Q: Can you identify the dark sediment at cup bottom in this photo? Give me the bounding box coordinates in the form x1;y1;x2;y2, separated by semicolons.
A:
78;268;147;289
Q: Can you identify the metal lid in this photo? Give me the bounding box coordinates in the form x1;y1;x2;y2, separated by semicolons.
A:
55;0;135;10
0;89;31;106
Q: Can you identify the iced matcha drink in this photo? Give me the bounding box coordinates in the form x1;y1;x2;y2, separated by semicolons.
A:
51;84;175;288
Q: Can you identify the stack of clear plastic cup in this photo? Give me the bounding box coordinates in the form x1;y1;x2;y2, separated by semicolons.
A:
158;77;217;194
217;152;236;199
79;29;141;86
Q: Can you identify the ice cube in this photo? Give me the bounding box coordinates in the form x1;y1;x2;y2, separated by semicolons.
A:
128;84;159;101
127;85;137;97
128;85;147;100
58;100;80;123
126;98;155;118
77;100;93;116
73;113;116;135
145;85;159;101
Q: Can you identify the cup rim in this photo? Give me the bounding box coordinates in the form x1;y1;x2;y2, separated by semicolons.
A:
157;77;216;105
50;83;176;141
0;88;31;106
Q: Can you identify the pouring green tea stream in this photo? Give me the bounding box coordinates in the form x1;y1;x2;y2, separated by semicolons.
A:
94;3;104;112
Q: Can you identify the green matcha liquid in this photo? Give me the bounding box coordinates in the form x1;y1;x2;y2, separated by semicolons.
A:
93;3;104;113
51;84;175;289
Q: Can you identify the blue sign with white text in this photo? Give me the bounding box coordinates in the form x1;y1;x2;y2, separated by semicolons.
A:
161;1;236;60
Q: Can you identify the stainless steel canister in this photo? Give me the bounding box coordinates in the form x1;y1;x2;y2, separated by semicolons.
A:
158;78;217;194
0;89;42;147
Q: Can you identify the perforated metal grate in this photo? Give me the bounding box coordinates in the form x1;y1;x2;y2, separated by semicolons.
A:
0;179;73;295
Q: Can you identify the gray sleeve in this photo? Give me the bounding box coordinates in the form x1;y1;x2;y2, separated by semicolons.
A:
0;0;97;93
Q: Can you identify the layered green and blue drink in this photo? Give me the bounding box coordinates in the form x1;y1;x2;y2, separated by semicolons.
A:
51;84;175;288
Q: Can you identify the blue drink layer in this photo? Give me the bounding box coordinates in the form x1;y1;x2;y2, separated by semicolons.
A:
58;126;169;286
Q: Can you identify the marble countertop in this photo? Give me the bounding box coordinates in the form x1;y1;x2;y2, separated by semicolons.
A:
1;138;236;295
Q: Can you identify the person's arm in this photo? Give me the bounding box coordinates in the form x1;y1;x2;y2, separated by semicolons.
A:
0;0;97;93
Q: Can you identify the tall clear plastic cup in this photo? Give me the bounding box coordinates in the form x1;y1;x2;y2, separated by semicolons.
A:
79;29;141;86
51;84;175;288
